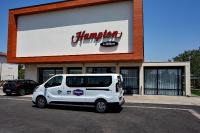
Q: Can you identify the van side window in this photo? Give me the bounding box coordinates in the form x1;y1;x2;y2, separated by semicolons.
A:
45;76;63;88
86;76;112;87
66;76;112;87
66;76;85;87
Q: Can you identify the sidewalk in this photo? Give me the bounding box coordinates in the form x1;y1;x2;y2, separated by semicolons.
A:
125;95;200;106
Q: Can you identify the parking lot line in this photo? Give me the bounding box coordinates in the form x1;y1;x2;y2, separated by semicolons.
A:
0;97;31;102
123;105;200;120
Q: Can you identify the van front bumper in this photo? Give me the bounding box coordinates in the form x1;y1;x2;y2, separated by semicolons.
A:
109;98;125;107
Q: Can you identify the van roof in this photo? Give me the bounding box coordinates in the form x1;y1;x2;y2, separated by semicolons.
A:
56;74;120;76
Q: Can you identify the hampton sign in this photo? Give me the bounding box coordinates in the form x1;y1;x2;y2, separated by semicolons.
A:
71;30;123;47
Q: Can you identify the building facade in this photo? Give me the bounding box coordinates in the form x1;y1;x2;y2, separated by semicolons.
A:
0;52;18;81
7;0;191;96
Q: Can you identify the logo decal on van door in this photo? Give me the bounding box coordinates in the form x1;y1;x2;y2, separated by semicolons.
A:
73;89;84;96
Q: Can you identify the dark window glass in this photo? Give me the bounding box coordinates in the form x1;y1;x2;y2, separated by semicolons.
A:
86;76;112;87
66;76;85;87
144;68;184;96
67;67;82;74
66;76;112;87
30;80;36;84
38;68;63;84
120;68;139;95
17;80;25;84
86;67;116;74
45;76;63;88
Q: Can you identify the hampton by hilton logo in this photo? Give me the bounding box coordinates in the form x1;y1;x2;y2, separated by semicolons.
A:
71;30;123;46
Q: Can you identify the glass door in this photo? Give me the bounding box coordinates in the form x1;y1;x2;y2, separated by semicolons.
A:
120;67;139;95
38;67;63;84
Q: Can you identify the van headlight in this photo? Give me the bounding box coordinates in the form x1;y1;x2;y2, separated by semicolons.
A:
34;86;39;92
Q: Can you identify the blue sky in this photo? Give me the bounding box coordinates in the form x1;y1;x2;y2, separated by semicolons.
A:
0;0;200;61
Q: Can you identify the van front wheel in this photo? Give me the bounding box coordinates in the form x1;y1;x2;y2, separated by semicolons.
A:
36;96;46;108
95;99;108;113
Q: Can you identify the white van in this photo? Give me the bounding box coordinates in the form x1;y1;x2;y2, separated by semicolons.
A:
32;74;125;113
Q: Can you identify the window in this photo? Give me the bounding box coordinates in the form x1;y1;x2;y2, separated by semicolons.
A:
120;67;139;94
66;76;112;87
38;67;63;84
144;68;184;96
86;76;112;87
67;67;82;74
45;76;63;88
66;76;85;87
86;67;116;74
29;80;36;84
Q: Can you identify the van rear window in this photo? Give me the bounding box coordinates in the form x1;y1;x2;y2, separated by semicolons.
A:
66;76;112;87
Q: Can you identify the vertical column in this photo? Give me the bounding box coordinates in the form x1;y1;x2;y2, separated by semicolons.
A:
139;65;144;95
63;66;67;74
116;63;120;74
185;62;191;96
25;64;37;81
0;63;2;81
82;64;86;74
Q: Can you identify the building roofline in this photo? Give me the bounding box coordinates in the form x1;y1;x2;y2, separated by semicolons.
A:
9;0;67;11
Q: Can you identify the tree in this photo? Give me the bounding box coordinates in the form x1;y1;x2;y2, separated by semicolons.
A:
18;64;25;79
173;47;200;77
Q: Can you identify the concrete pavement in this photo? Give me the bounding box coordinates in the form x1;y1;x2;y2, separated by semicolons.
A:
0;98;200;133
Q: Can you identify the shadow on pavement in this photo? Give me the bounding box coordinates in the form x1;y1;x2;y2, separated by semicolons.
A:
32;104;123;113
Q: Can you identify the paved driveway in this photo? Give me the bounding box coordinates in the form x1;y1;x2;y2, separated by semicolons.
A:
0;96;199;133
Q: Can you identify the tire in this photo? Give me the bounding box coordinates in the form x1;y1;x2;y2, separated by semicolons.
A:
36;96;47;108
18;89;26;96
6;93;12;96
95;99;108;113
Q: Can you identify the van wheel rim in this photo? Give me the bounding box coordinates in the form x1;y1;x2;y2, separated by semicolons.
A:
38;98;45;106
97;102;106;112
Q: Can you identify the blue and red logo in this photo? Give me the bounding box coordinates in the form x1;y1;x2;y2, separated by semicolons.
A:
73;89;84;96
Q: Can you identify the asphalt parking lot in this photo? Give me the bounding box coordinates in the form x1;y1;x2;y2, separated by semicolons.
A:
0;96;200;133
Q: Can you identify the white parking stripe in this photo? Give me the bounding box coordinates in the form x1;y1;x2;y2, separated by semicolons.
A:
123;105;200;120
0;97;31;102
123;105;189;111
188;109;200;120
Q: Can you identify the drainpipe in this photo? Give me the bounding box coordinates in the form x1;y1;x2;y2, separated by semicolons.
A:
0;63;2;81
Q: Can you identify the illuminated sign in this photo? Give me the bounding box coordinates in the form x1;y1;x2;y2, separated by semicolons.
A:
100;41;118;47
71;30;122;44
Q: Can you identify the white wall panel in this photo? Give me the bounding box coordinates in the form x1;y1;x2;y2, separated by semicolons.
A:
16;1;133;57
1;63;18;80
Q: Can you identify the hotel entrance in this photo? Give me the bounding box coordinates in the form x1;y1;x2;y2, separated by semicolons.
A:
144;67;184;96
120;67;139;95
38;67;63;84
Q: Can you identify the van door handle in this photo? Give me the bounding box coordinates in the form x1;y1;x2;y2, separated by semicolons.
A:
66;90;71;94
57;90;62;94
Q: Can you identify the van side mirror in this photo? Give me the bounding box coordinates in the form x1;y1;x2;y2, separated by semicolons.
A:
44;83;49;88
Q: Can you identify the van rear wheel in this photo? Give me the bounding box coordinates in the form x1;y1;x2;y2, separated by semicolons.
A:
36;96;46;108
95;99;108;113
